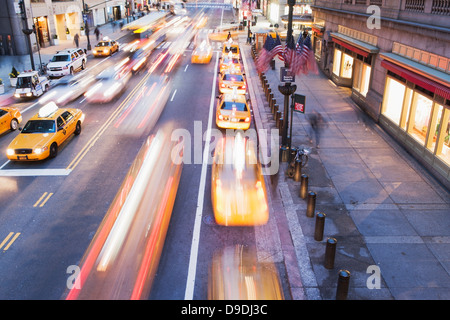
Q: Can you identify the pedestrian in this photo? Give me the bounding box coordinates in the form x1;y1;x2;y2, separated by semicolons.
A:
227;31;231;40
73;33;79;48
247;30;252;44
308;110;327;148
94;26;100;41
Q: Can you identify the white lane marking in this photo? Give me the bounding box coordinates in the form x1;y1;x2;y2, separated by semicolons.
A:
21;102;40;114
184;52;219;300
170;89;177;102
0;169;72;176
184;64;189;72
0;160;10;170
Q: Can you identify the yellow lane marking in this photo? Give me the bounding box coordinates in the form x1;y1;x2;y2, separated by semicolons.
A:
66;71;153;171
33;192;54;207
0;232;21;251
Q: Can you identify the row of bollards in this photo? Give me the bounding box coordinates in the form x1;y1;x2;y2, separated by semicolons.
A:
253;44;350;299
299;173;351;299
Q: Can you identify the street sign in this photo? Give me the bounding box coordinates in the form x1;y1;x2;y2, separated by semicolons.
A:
280;67;295;83
293;94;305;113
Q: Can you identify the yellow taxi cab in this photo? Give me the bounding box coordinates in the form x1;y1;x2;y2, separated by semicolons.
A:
93;38;119;57
191;31;212;64
208;245;284;300
221;40;240;59
211;133;269;226
6;102;84;161
216;92;251;130
219;54;241;74
218;71;246;95
0;106;22;135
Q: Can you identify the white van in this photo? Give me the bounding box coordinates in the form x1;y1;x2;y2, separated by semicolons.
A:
47;48;87;78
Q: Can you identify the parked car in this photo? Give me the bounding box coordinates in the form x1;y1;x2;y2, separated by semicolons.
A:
47;48;87;78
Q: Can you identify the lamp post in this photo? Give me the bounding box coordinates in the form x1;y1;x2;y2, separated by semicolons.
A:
18;0;35;70
278;0;297;153
82;0;91;50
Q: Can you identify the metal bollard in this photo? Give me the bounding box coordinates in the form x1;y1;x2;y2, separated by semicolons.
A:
266;87;271;100
324;237;337;269
273;104;279;115
271;98;276;113
275;110;281;126
306;191;316;217
314;212;326;241
278;118;284;131
294;158;302;182
299;174;308;199
279;145;289;163
336;270;351;300
269;92;273;104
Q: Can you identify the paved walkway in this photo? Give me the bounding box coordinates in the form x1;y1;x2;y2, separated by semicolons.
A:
240;15;450;300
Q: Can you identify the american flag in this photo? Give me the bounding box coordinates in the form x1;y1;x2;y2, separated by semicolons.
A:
273;33;284;61
256;34;280;73
283;34;296;67
293;33;318;75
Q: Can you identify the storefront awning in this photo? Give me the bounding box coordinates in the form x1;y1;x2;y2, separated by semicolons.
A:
381;53;450;100
331;32;379;58
280;14;313;25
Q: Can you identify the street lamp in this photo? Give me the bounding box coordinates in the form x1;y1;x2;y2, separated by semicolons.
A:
82;0;91;50
18;0;35;70
278;0;297;154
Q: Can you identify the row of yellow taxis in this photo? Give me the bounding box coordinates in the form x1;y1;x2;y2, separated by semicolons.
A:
208;38;282;300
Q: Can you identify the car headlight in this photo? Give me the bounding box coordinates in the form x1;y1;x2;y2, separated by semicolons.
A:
26;92;32;97
6;149;14;156
34;146;48;155
103;49;109;54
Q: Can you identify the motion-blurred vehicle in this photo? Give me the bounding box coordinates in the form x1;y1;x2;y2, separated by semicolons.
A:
93;38;119;57
216;92;251;130
0;106;22;135
211;133;269;226
191;30;212;64
39;74;95;105
126;48;151;74
6;102;84;161
208;245;284;299
208;23;239;42
222;40;240;59
13;71;50;99
65;127;183;300
84;65;131;103
218;72;246;95
219;55;241;74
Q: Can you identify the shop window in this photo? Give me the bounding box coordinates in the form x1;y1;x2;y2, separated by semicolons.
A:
435;107;450;166
408;92;433;145
382;77;406;125
353;59;371;97
332;48;353;79
332;49;342;76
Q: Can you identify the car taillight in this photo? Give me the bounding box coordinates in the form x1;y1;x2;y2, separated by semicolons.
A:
245;117;250;122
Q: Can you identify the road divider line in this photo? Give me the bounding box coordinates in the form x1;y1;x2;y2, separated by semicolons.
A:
34;192;48;207
66;70;152;171
3;233;20;251
0;232;14;250
170;89;177;102
184;52;219;300
39;192;54;207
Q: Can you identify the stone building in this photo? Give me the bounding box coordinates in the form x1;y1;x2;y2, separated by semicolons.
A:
310;0;450;188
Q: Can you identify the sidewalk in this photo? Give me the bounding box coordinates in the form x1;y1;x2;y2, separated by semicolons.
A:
239;15;450;299
0;21;129;106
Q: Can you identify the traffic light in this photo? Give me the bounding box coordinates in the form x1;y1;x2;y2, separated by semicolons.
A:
18;0;25;15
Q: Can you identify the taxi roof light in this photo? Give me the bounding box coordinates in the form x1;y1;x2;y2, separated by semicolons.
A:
38;102;59;118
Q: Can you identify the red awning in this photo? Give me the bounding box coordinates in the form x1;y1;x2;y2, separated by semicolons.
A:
381;60;450;100
332;38;369;58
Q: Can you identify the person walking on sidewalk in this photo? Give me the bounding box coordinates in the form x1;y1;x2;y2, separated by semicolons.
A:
74;33;80;48
94;26;100;41
308;110;327;148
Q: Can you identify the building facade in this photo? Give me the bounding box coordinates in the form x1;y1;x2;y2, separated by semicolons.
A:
310;0;450;188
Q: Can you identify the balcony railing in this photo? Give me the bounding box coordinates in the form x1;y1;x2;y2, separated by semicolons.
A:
431;0;450;15
405;0;425;12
